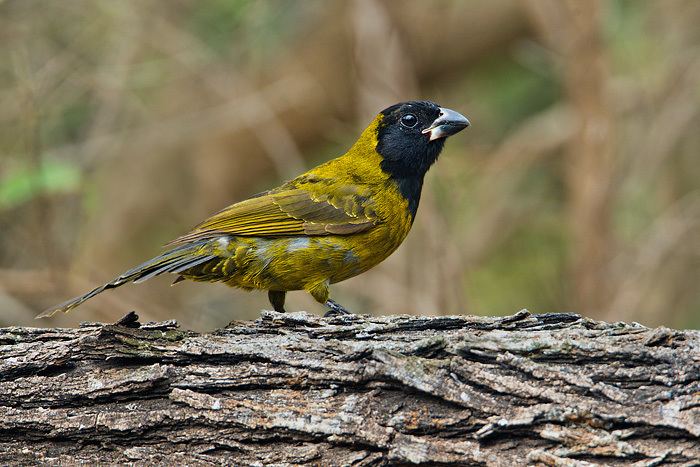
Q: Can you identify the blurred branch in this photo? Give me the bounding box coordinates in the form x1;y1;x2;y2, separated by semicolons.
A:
607;192;700;323
525;0;616;313
80;3;142;166
10;48;69;283
151;17;307;179
44;75;315;170
352;0;417;121
627;53;700;183
386;0;531;80
460;104;575;266
0;269;55;296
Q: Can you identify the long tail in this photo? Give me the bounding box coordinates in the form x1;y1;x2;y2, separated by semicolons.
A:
37;241;216;318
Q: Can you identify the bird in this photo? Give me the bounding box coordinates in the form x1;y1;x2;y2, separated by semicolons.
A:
38;100;469;318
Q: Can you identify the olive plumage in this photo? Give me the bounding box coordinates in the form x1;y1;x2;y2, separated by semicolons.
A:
38;100;469;318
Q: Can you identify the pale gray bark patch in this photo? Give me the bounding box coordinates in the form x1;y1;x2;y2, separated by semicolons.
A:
0;310;698;466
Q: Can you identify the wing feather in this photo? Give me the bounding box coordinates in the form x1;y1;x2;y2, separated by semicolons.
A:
169;186;379;244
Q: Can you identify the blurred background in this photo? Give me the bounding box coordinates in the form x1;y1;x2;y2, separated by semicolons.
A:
1;0;698;330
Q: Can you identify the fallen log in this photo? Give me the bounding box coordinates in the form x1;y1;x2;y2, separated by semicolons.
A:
1;310;698;465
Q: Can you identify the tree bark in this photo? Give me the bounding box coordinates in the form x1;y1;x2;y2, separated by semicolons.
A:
1;310;698;466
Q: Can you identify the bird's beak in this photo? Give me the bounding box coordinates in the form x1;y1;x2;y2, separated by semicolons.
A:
422;107;470;141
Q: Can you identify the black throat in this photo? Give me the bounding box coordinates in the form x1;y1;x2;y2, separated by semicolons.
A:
390;175;424;220
377;134;445;219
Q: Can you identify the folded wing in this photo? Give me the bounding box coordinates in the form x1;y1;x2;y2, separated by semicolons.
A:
170;185;379;244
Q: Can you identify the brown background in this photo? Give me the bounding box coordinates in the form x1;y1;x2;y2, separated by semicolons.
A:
1;0;698;330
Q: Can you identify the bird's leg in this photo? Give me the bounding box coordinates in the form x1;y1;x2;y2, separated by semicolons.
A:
268;290;287;313
324;299;353;317
307;280;354;317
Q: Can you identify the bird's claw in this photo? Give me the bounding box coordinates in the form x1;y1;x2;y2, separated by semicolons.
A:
324;299;353;317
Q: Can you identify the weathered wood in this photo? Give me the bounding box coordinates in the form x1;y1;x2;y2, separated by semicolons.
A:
0;310;698;466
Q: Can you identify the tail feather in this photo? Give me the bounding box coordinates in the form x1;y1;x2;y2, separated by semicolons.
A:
132;254;215;284
37;241;215;319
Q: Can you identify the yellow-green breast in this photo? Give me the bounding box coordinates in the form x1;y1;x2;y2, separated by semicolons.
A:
181;115;414;293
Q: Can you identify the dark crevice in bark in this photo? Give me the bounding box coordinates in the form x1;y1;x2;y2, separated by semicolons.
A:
1;310;698;466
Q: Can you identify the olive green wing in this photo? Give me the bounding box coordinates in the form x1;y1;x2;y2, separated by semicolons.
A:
170;185;379;244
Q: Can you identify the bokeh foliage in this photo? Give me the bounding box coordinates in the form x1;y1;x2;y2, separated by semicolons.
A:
0;0;698;330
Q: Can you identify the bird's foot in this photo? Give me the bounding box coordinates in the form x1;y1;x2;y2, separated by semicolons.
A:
268;290;287;313
324;299;353;317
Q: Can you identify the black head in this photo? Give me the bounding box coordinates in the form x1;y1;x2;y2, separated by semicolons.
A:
376;100;469;178
375;100;469;217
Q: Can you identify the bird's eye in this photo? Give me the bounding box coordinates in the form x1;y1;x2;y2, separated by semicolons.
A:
400;114;418;128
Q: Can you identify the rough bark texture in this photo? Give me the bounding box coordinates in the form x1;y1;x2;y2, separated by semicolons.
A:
1;310;698;466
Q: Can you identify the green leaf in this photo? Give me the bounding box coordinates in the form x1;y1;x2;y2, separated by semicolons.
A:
0;159;81;210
